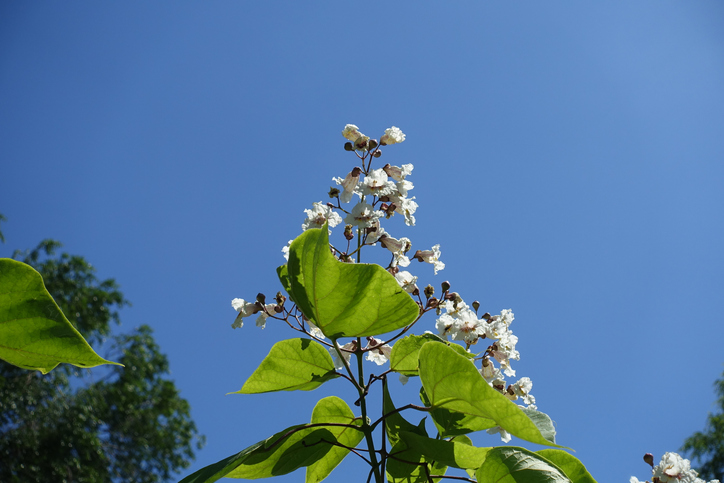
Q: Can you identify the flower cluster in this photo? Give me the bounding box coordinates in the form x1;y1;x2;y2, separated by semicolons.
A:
229;124;536;444
631;452;720;483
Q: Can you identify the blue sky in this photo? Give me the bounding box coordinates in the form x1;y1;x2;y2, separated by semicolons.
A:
2;2;724;481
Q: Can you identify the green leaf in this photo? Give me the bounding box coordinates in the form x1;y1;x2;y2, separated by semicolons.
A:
521;407;557;445
536;450;597;483
383;384;428;447
286;225;419;338
398;431;491;470
418;343;563;447
180;425;334;482
386;440;448;483
233;338;338;394
305;396;364;483
420;386;497;437
390;333;475;376
0;258;119;373
476;447;571;483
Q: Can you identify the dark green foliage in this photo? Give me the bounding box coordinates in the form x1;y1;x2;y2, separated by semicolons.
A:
681;367;724;480
0;240;204;482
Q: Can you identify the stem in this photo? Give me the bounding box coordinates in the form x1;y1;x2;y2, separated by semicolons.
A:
356;338;383;483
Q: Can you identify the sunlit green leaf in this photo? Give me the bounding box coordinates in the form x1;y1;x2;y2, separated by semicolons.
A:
233;338;338;394
398;431;490;470
0;258;119;373
418;342;563;447
536;450;597;483
286;225;419;338
420;386;497;437
476;447;571;483
390;333;475;376
305;397;364;483
383;384;428;447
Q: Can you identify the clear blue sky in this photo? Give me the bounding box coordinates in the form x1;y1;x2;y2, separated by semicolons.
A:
2;2;723;482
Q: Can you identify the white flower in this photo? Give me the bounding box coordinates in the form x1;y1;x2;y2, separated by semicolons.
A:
231;298;258;329
361;168;396;197
255;304;277;329
388;193;418;226
344;202;383;229
329;341;356;370
652;453;699;483
511;377;535;406
383;163;414;182
380;235;411;268
281;240;293;261
365;337;392;365
380;126;406;145
302;202;343;231
394;270;418;294
342;124;362;141
413;244;445;274
308;321;325;340
332;167;361;203
486;426;511;443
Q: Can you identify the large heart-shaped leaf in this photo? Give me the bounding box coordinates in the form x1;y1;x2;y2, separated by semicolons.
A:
233;338;338;394
420;386;497;437
418;342;563;447
284;225;419;338
398;431;491;470
390;333;475;376
476;447;571;483
0;258;119;373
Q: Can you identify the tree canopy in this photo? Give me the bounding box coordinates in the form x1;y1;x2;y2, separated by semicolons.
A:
681;367;724;480
0;238;204;482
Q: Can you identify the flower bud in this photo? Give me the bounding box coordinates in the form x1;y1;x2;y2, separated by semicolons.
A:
482;312;491;321
412;286;420;297
644;453;655;467
445;292;458;301
441;281;451;293
373;150;382;158
328;187;340;198
344;142;354;151
368;139;378;150
424;284;435;299
275;292;286;306
274;305;284;313
351;166;362;177
344;224;354;241
472;300;480;313
426;297;439;309
256;293;266;304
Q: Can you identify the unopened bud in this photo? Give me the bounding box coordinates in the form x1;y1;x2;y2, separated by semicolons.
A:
274;305;284;313
344;224;354;241
328;187;340;198
373;150;382;158
344;142;354;151
644;453;655;467
426;297;439;309
445;291;458;301
368;139;378;149
441;281;451;293
256;293;266;304
472;301;480;313
412;286;420;297
351;166;362;177
482;312;491;320
275;292;286;306
424;284;435;299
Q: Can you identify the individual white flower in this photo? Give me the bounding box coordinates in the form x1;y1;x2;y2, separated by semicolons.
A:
380;126;406;145
332;167;362;203
383;163;414;182
380;235;411;268
302;202;343;231
413;244;445;274
231;298;258;328
365;222;387;246
342;124;362;141
308;321;325;340
511;377;535;406
394;270;418;294
361;168;396;197
255;303;277;329
344;202;383;229
652;453;699;483
486;426;511;443
329;341;356;370
365;337;392;365
388;193;418;226
281;240;293;261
